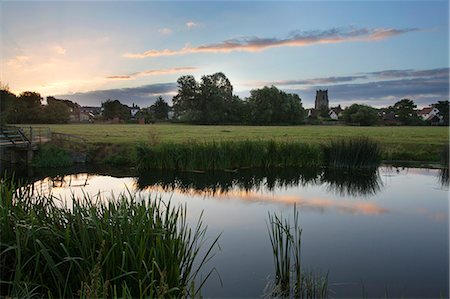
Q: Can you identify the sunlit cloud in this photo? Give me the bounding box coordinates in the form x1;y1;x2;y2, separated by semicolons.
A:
186;21;198;29
158;28;173;35
124;27;420;58
7;55;29;67
106;67;198;80
55;45;66;55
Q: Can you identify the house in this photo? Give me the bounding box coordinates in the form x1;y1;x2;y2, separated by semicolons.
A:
328;105;343;120
381;112;401;125
129;104;140;120
418;107;440;122
80;106;101;122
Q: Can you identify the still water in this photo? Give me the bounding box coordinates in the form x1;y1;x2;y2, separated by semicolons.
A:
12;165;450;298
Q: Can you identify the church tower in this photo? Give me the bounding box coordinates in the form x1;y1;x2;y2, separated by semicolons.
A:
315;90;329;110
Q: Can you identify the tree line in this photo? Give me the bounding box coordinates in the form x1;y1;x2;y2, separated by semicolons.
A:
1;73;448;126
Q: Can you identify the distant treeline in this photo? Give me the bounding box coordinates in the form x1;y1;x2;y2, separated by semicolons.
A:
1;73;448;126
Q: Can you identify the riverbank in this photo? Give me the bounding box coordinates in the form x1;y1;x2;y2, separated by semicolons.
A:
18;124;450;167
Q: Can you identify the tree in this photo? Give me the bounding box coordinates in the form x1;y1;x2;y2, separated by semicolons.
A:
390;99;421;125
342;104;379;126
247;86;305;124
172;75;200;121
0;88;17;124
102;100;130;121
150;96;170;120
433;100;449;126
44;97;71;123
17;91;43;123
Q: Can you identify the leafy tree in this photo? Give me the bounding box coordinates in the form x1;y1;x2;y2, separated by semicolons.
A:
390;99;421;125
247;86;305;124
198;72;234;123
44;97;71;123
17;91;43;123
151;96;170;120
433;100;449;126
342;104;379;126
0;87;17;124
172;75;200;121
102;100;130;121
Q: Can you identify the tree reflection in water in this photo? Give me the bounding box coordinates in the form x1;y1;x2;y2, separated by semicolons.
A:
136;167;382;198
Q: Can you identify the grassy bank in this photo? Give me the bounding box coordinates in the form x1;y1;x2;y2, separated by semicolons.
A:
27;124;448;163
0;176;219;298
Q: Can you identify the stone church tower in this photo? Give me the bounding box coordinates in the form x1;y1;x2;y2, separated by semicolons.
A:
315;90;329;110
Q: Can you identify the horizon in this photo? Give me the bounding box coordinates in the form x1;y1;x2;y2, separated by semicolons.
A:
1;1;449;109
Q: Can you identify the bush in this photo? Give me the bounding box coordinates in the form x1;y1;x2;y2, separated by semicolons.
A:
32;144;73;167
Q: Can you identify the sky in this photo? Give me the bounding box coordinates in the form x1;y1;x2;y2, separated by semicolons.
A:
1;1;449;108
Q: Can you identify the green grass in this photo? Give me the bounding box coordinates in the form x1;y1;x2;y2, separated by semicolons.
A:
0;175;219;298
32;144;73;167
24;124;448;162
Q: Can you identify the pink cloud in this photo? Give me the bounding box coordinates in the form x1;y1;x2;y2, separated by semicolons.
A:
124;27;420;58
106;67;198;80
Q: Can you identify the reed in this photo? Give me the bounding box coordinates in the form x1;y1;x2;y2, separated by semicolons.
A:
322;137;381;169
0;176;219;298
266;205;328;298
136;140;321;171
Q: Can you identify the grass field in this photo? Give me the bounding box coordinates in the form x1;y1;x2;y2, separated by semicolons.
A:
28;124;449;162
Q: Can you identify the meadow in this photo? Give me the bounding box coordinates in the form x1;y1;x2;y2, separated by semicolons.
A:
31;124;448;162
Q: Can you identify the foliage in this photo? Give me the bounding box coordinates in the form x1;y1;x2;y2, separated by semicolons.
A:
44;97;71;123
173;74;305;124
322;137;382;169
135;140;321;171
247;86;306;124
32;144;73;167
137;96;170;122
389;99;422;125
102;99;131;121
342;104;379;126
266;206;328;298
433;100;449;125
16;92;44;123
0;177;219;298
173;72;240;123
0;88;17;124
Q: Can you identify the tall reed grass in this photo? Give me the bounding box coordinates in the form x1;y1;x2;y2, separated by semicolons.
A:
0;175;219;298
322;137;381;169
136;140;322;171
266;206;328;298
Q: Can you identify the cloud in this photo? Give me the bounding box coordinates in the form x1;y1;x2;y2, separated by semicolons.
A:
106;67;198;80
7;55;29;67
288;74;449;108
252;75;368;87
55;45;66;55
124;26;420;58
56;83;178;107
158;28;172;35
186;21;198;29
242;67;449;108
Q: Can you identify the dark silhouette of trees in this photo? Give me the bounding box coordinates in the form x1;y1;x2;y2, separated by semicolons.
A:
137;96;170;123
390;99;421;125
44;97;71;123
247;86;305;124
17;92;44;123
342;104;379;126
433;100;449;125
102;100;131;121
151;96;170;120
0;87;17;124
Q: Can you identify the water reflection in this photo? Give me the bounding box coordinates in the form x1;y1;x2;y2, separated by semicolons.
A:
321;168;382;197
439;168;449;187
136;167;382;198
